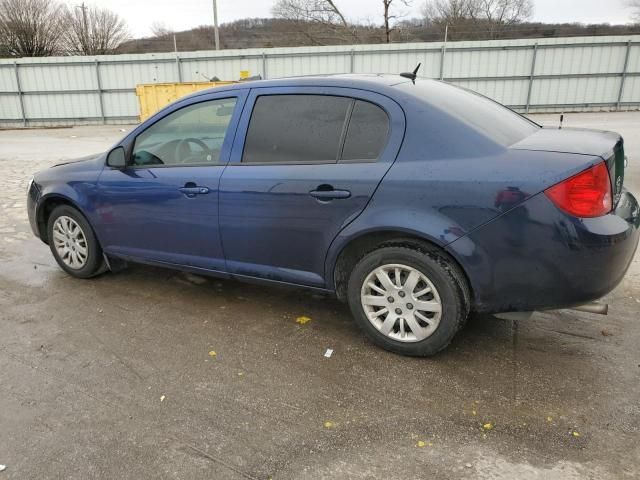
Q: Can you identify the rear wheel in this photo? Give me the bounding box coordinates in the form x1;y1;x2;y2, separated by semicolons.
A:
347;246;470;356
47;205;104;278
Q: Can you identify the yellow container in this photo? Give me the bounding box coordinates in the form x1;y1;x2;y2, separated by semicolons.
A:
135;81;236;122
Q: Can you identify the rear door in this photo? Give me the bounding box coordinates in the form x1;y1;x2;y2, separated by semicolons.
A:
218;86;405;287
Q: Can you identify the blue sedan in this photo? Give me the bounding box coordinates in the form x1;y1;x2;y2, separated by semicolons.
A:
27;74;639;356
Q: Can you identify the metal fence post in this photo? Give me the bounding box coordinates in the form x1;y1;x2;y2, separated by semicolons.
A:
176;55;182;82
525;43;538;114
350;49;355;73
439;44;446;80
617;40;632;111
13;62;26;126
94;60;106;124
262;52;267;79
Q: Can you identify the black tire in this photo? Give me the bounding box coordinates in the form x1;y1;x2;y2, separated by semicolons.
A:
347;246;470;356
47;205;104;279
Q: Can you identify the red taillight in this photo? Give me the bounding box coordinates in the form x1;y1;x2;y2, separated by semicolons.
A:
544;162;612;218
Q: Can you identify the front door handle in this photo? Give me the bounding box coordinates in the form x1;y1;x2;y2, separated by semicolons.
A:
179;185;210;198
309;187;351;201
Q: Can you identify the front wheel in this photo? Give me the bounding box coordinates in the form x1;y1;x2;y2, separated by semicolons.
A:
347;246;470;356
47;205;104;278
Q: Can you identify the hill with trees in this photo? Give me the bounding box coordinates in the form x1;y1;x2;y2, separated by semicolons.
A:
2;0;639;58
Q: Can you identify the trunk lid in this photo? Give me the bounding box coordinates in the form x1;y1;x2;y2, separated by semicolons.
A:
511;127;625;207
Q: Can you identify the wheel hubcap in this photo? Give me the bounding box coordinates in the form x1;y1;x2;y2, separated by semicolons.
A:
360;263;442;343
52;216;89;269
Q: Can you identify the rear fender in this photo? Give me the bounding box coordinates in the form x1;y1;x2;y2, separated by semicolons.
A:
324;208;458;290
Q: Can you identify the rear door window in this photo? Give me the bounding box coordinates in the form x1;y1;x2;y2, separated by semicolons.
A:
341;100;389;162
242;94;351;164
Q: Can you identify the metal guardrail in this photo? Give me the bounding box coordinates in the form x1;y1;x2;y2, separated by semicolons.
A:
0;39;638;126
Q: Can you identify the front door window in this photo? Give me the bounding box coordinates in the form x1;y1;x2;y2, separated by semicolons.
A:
132;98;237;167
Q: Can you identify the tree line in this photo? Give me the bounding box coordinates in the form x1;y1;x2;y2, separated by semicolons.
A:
267;0;638;44
0;0;129;57
270;0;535;44
2;0;639;58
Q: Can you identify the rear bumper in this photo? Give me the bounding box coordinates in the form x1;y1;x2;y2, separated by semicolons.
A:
447;189;640;313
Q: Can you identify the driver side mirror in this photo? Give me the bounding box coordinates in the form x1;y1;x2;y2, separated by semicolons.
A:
106;146;127;169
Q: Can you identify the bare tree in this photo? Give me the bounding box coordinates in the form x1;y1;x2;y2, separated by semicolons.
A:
0;0;69;56
628;0;640;22
272;0;356;44
423;0;532;39
383;0;412;43
273;0;347;27
64;4;130;55
423;0;472;25
422;0;473;38
150;21;173;38
468;0;534;38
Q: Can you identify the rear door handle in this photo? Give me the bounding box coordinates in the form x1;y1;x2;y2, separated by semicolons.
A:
179;186;210;198
309;188;351;200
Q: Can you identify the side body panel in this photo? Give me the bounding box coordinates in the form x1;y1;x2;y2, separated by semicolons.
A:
29;77;639;312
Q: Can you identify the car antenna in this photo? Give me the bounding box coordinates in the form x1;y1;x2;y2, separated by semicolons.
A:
400;63;421;83
559;113;564;130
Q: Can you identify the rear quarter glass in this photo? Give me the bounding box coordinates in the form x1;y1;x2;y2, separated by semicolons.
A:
397;80;539;146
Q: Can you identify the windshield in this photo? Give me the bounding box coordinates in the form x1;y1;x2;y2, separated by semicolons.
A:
398;80;539;147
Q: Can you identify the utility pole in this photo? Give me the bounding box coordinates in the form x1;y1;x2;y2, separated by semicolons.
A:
440;24;448;81
383;0;391;43
212;0;220;50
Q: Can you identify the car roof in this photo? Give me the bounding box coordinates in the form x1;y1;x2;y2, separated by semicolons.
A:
187;74;415;99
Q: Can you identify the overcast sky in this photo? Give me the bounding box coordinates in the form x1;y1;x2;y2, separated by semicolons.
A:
80;0;636;37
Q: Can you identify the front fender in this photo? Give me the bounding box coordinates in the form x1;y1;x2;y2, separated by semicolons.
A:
34;171;103;244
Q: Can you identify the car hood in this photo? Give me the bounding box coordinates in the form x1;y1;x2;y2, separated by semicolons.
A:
52;153;103;168
33;152;106;186
510;127;621;158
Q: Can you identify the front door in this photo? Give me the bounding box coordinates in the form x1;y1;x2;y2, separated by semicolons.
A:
219;88;405;287
97;94;244;271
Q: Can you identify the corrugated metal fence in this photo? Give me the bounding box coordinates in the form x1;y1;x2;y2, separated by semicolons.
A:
1;35;639;127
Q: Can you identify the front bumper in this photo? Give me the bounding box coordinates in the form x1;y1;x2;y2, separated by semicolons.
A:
447;189;640;313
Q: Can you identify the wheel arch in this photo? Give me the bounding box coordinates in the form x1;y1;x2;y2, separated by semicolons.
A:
329;228;474;303
37;194;91;244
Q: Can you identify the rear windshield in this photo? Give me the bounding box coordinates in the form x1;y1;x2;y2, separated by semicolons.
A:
398;81;539;147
